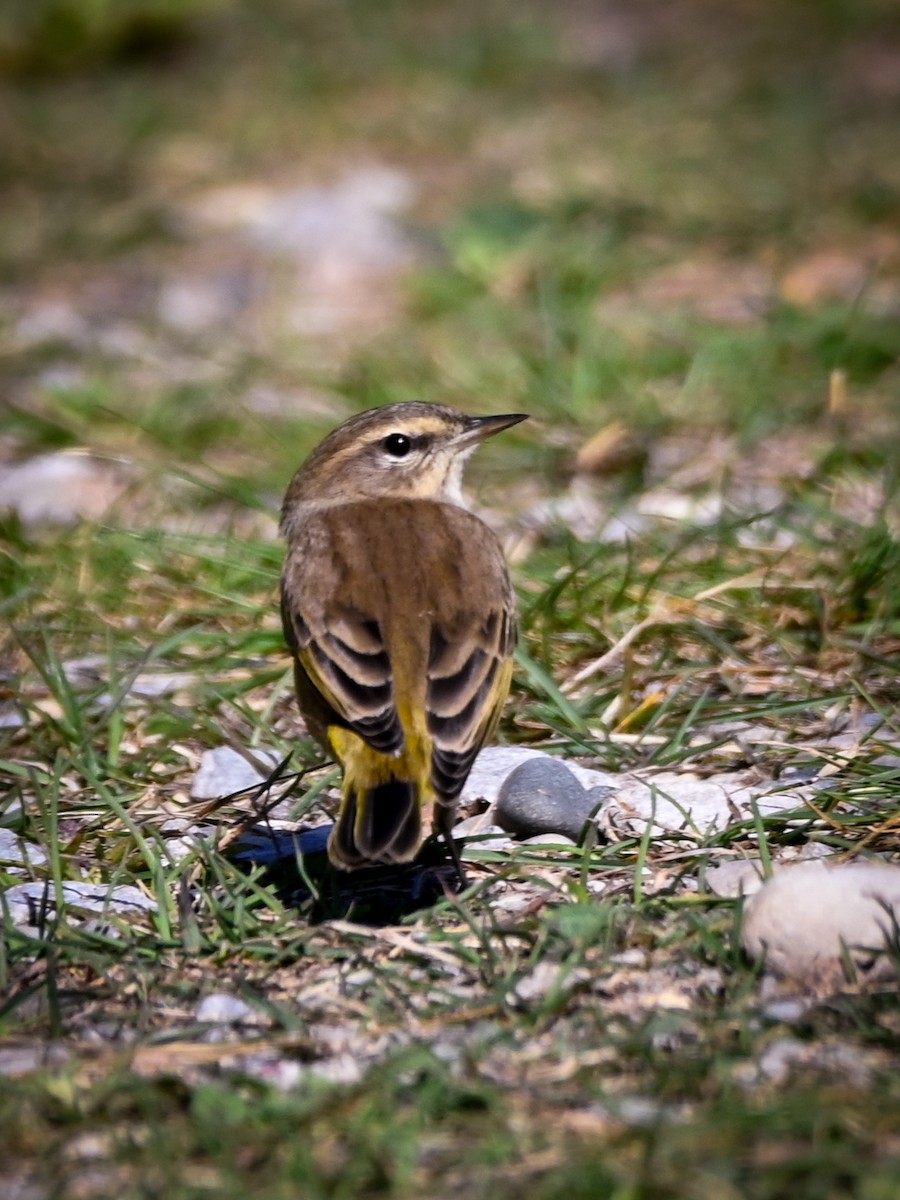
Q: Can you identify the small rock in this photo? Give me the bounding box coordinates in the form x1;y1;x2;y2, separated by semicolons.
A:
460;746;617;809
0;703;25;730
760;996;812;1024
705;858;765;898
161;833;209;865
635;488;724;525
734;1036;875;1089
0;451;131;525
608;1096;676;1127
113;671;198;700
0;1043;70;1077
460;747;544;806
451;814;499;836
742;859;900;986
609;948;648;968
460;830;515;857
743;1036;808;1086
306;1053;365;1086
190;745;283;799
156;268;254;334
5;882;156;933
0;829;47;873
60;654;108;687
519;832;577;848
453;820;514;854
242;1055;304;1091
13;300;88;347
195;993;254;1025
344;969;374;988
496;756;606;841
246;166;416;266
507;962;590;1007
780;250;870;308
604;770;809;840
522;480;607;542
490;890;543;916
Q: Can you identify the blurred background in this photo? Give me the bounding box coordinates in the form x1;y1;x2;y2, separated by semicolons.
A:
0;0;898;536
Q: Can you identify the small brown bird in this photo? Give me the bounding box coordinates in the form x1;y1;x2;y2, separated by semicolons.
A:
280;401;526;872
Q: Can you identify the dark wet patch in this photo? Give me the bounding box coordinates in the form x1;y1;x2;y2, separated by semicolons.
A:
229;822;462;924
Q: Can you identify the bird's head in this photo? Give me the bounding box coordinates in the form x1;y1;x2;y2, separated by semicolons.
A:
281;402;527;524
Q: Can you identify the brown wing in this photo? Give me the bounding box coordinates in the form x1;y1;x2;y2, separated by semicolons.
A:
281;499;515;788
281;587;405;756
426;606;516;803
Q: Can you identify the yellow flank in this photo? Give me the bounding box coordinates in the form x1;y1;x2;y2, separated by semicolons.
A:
328;715;437;848
487;657;515;742
327;721;433;800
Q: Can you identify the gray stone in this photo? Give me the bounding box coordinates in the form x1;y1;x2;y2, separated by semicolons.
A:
4;882;156;933
0;1043;70;1077
495;756;607;841
0;703;24;730
0;829;47;873
190;745;282;799
460;745;616;810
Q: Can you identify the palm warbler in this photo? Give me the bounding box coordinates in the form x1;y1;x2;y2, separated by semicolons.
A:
280;401;526;871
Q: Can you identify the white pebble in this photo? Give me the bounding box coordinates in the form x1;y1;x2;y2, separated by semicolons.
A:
190;746;282;799
742;859;900;984
195;993;254;1024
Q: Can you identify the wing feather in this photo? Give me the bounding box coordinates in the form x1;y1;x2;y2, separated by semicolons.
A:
426;606;516;804
281;499;517;792
282;591;405;756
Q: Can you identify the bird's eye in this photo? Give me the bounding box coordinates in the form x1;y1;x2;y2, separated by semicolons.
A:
382;433;413;458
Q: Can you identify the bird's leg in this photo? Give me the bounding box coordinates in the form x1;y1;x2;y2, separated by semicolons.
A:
433;805;469;892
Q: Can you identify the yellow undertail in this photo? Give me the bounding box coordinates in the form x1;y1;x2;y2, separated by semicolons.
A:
327;723;436;869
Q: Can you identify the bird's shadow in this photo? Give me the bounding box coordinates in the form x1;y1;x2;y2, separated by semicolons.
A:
228;822;462;924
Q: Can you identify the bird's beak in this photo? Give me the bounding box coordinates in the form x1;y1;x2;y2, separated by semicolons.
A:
455;412;529;449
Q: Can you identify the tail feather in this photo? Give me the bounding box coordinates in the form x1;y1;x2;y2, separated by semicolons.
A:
329;779;422;869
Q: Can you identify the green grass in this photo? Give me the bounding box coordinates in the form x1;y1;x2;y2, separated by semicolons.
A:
2;0;900;1195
